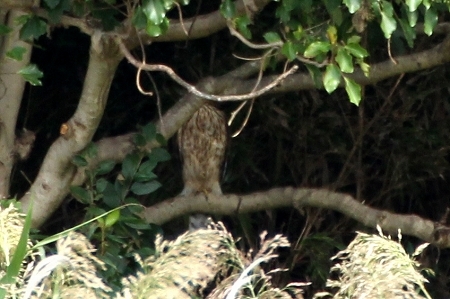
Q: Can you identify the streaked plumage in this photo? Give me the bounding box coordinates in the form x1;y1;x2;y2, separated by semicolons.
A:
178;103;227;230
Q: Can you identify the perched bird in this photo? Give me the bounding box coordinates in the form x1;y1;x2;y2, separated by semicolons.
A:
177;103;227;230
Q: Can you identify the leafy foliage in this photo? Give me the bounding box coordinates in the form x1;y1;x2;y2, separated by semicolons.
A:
68;123;169;289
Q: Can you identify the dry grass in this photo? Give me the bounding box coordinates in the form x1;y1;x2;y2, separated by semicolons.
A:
319;226;432;299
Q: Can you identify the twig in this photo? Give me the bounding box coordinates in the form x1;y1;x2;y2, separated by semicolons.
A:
118;39;298;102
228;21;283;49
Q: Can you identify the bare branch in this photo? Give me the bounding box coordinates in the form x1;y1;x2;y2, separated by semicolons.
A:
140;187;450;247
227;21;283;49
118;39;298;102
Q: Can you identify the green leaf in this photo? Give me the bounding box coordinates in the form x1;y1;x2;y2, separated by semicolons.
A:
122;153;141;181
72;155;88;167
132;6;147;29
84;142;98;158
323;64;341;93
380;10;397;39
281;41;297;61
335;48;353;73
398;17;416;48
150;147;171;162
45;0;71;23
263;32;282;43
96;178;109;193
235;15;252;39
343;0;361;13
131;181;161;195
0;202;33;293
344;43;368;58
103;182;121;207
18;64;43;86
6;46;27;61
143;0;166;25
134;133;146;147
19;15;47;41
0;24;12;35
405;0;422;12
44;0;61;9
70;186;91;204
135;160;158;182
324;0;343;24
32;205;138;249
146;19;167;37
95;160;116;175
142;123;157;142
220;0;236;19
405;7;418;27
424;7;437;36
104;209;120;228
155;133;167;146
304;41;331;58
306;64;323;88
358;60;370;77
344;77;362;105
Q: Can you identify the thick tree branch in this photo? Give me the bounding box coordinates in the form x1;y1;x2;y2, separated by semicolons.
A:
20;36;123;227
0;10;34;198
140;187;450;247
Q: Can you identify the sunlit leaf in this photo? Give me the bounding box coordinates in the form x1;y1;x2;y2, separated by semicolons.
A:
424;7;437;36
304;41;331;58
380;11;397;39
146;22;163;37
323;64;341;93
344;77;361;105
345;43;368;58
336;48;353;73
358;60;370;77
405;0;422;11
343;0;361;13
6;47;26;61
143;0;166;25
405;7;418;27
18;64;43;86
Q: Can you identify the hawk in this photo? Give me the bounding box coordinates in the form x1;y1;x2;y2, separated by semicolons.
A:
177;103;227;229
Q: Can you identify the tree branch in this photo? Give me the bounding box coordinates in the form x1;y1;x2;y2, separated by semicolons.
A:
20;36;123;227
140;187;450;247
260;35;450;94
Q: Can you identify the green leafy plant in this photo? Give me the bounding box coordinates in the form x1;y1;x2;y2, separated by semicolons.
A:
69;123;170;290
